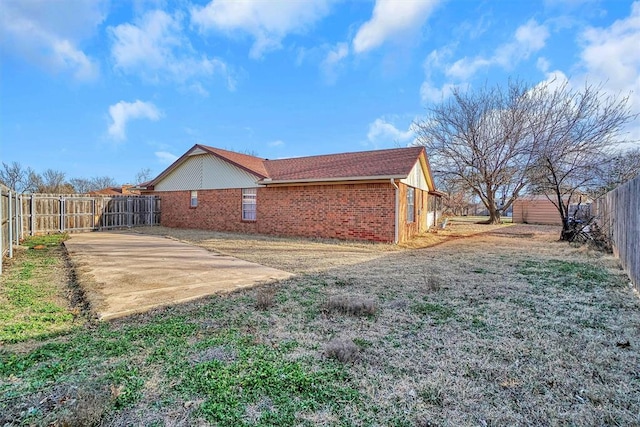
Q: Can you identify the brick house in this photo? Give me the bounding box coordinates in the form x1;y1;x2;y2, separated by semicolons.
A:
141;144;443;243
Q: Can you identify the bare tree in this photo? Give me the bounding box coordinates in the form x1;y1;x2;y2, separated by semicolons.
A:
33;169;74;193
596;147;640;193
134;168;153;184
90;176;119;190
437;179;474;216
0;162;32;192
527;81;636;240
24;170;43;193
414;81;535;224
69;176;119;193
69;178;94;193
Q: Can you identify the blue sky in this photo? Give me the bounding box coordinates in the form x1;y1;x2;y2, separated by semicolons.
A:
1;0;639;185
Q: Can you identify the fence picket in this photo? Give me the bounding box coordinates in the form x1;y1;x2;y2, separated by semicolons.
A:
594;175;640;291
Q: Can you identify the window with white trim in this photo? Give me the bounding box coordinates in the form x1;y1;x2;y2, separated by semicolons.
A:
242;188;257;221
407;187;415;223
190;191;198;208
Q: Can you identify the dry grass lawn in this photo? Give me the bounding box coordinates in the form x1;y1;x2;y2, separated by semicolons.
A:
2;223;639;426
133;218;513;272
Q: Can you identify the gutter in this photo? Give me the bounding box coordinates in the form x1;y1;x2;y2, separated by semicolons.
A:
391;178;399;244
259;174;406;185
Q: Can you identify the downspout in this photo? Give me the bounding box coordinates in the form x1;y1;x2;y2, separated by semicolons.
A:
391;178;399;244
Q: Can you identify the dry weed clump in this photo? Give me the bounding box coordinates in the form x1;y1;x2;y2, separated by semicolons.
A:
325;295;377;316
324;338;359;363
423;271;442;292
255;285;276;310
59;387;112;426
0;384;112;427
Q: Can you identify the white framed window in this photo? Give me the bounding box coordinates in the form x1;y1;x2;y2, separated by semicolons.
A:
190;190;198;208
407;187;415;223
242;188;257;221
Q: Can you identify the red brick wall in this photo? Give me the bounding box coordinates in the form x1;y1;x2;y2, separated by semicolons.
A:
257;183;395;242
155;182;397;242
158;189;259;234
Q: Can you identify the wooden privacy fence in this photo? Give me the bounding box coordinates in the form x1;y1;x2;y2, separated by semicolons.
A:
0;190;160;275
593;175;640;292
1;184;21;275
22;194;161;234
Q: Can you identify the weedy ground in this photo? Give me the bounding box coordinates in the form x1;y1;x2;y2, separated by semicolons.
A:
1;224;639;426
0;234;78;344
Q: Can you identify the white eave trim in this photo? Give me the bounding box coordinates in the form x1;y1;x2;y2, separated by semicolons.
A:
258;174;407;185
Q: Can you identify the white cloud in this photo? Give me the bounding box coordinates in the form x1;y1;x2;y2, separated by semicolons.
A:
367;118;416;147
536;57;551;73
494;20;550;67
155;151;179;164
578;1;640;140
445;57;492;81
353;0;440;54
0;0;104;81
420;81;458;103
191;0;334;59
320;42;349;84
108;100;162;141
420;19;550;103
419;47;459;102
445;19;550;80
268;140;284;147
109;10;234;91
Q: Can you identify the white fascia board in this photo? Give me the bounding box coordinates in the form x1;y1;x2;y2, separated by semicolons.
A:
259;175;407;185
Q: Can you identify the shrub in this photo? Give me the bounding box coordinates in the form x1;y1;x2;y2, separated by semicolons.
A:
325;295;377;316
255;286;276;310
325;338;359;363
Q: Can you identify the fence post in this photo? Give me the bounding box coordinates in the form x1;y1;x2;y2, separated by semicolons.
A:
16;194;22;243
60;196;65;233
127;197;132;227
8;191;13;259
30;194;35;236
0;187;3;275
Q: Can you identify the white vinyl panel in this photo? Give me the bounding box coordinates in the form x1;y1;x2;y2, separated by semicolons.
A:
400;162;429;191
201;155;260;189
155;156;203;191
156;154;260;191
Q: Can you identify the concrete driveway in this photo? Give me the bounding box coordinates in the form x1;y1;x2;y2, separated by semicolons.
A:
64;232;293;320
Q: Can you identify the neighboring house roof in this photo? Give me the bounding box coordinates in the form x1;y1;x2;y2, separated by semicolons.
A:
517;194;592;203
261;146;426;183
145;144;436;190
89;185;140;195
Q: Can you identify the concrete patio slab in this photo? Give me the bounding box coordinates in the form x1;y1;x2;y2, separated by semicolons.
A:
64;231;294;320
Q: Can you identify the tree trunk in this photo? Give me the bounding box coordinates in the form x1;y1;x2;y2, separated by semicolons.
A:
560;218;573;241
487;206;501;224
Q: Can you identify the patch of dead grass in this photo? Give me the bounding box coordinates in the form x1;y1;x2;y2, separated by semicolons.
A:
324;338;360;363
325;294;377;316
133;221;535;272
